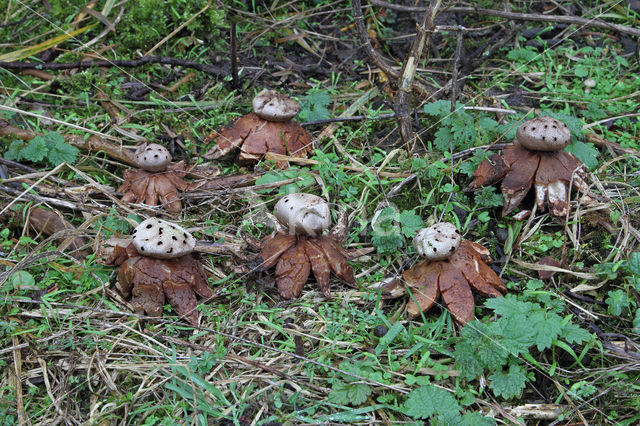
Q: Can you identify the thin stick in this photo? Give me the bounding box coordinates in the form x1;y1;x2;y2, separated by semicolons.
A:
368;0;640;38
0;55;225;75
395;0;443;146
230;20;239;90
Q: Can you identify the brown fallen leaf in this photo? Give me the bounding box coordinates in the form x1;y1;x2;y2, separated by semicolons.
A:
26;206;88;259
536;256;562;280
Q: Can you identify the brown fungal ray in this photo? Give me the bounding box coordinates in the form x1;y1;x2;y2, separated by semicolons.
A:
438;262;475;324
258;232;297;269
316;236;356;286
162;278;199;325
155;175;182;212
461;241;506;292
205;114;255;159
501;143;541;215
467;153;509;190
304;239;332;296
402;260;442;318
118;257;168;317
206;113;313;168
537;153;575;184
115;255;213;325
452;244;503;298
118;161;190;214
239;114;312;158
275;242;311;299
130;281;165;318
170;256;214;300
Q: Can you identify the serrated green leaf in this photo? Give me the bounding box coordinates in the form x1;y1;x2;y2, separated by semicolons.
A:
565;141;599;170
605;290;630;316
561;322;591;345
403;384;460;419
10;271;35;286
423;100;452;116
488;364;527;399
485;295;536;319
475;186;503;208
299;91;332;122
497;317;535;356
530;311;563;351
4;140;26;161
433;127;453;152
633;309;640;333
328;380;371;406
48;138;79;166
371;232;403;254
625;252;640;276
397;210;424;238
22;136;49;162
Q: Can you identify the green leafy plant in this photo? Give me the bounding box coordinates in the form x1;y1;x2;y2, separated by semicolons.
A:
454;287;592;399
403;384;494;424
5;132;79;167
328;359;381;406
423;100;499;152
299;90;332;122
254;167;315;195
369;207;424;254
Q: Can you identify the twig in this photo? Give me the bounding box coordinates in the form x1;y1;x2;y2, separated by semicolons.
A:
0;55;225;75
396;0;443;146
368;0;640;38
351;0;432;97
230;21;239;90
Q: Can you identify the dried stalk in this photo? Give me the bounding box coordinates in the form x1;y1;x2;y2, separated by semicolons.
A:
395;0;443;146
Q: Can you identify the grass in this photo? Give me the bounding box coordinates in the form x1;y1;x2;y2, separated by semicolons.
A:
1;0;640;424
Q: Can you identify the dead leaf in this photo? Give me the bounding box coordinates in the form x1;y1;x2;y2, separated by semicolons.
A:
537;256;562;280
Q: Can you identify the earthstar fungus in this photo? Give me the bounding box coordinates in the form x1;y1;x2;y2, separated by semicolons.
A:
205;90;313;168
466;116;589;218
250;193;355;299
384;223;505;325
118;143;191;214
108;218;213;325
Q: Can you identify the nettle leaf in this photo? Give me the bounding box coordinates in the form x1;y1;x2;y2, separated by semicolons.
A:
633;309;640;333
529;310;563;351
328;380;371;406
455;321;509;379
605;290;631;316
423;100;452;116
299;91;332;122
561;322;591;345
485;295;536;319
565;141;599;170
625;252;640;276
475;186;503;208
496;317;535;356
22;136;49;162
488;364;527;399
371;232;403;254
403;384;460;419
433;126;453;152
397;210;424;238
48;137;79;166
4;140;26;161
